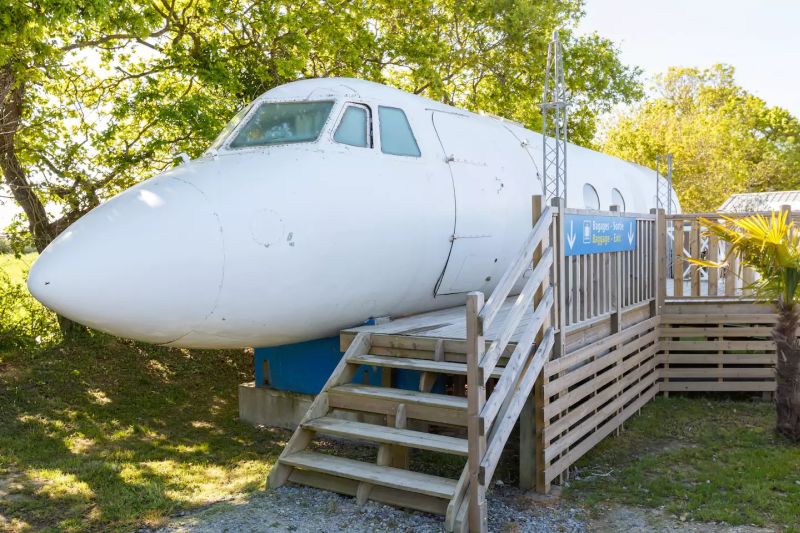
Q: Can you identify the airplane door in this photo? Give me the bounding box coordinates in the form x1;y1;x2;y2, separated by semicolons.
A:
433;111;519;295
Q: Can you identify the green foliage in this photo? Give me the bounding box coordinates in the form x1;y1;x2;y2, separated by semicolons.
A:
603;65;800;212
0;254;60;348
569;397;800;530
1;0;642;249
689;212;800;306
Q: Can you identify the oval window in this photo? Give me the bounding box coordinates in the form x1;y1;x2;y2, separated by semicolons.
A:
612;188;626;211
583;183;600;210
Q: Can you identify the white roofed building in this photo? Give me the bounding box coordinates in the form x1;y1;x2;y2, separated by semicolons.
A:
719;191;800;212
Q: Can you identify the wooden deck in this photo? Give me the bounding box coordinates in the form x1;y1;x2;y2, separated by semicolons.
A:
343;296;534;342
268;202;782;533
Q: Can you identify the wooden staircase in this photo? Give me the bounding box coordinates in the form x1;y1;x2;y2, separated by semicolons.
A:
267;331;475;531
269;197;557;532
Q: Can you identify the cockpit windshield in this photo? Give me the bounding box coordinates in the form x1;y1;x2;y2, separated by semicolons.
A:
228;101;334;148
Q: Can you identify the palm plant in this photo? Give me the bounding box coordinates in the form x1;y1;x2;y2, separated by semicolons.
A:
689;210;800;441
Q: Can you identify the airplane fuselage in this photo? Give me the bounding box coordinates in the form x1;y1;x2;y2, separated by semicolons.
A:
28;78;678;348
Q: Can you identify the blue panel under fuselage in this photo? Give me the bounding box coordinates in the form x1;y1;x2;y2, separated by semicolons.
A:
254;336;443;395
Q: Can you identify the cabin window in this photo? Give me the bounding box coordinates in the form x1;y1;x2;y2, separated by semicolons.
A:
583;183;600;210
334;104;371;148
229;101;334;148
612;188;626;211
378;106;421;157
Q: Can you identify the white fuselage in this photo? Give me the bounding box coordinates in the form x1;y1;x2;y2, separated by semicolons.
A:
28;78;679;348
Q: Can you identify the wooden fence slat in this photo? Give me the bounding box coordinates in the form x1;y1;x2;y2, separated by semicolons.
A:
674;220;684;297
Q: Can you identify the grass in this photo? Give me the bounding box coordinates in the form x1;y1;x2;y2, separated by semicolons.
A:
0;335;286;532
567;396;800;531
0;253;37;285
1;253;798;531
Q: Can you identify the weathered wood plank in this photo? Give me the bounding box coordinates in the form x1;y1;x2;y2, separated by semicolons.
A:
663;353;775;364
660;381;775;392
661;367;775;379
661;340;775;351
283;451;457;499
303;416;468;455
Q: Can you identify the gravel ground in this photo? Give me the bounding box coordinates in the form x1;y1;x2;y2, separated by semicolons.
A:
152;484;587;533
150;483;776;533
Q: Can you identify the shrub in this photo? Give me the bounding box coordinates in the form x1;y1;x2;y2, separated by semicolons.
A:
0;270;60;348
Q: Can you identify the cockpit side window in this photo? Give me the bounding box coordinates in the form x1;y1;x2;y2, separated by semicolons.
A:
207;104;252;153
229;101;334;148
334;104;371;148
378;106;421;157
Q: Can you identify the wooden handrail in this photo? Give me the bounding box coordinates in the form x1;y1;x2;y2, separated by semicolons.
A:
479;206;552;333
480;286;553;434
479;326;555;484
479;247;553;383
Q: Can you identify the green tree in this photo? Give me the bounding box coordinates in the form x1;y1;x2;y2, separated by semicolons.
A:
690;212;800;441
602;64;800;213
1;0;641;269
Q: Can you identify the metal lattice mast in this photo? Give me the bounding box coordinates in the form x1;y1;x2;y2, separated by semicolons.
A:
542;30;568;205
656;154;674;214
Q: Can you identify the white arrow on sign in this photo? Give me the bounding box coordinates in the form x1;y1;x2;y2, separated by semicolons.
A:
627;223;635;245
567;220;577;250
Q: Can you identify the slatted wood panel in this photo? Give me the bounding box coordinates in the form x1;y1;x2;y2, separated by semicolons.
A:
662;213;800;299
539;315;660;486
558;209;657;328
659;301;777;392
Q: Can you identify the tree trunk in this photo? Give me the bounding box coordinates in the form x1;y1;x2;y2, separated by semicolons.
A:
0;64;83;338
0;65;56;252
773;300;800;442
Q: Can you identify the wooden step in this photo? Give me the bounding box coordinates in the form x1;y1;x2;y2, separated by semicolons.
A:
282;450;458;499
328;384;468;426
349;354;503;378
303;416;468;456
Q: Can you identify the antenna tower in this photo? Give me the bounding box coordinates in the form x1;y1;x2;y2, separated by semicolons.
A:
542;30;568;204
656;154;674;214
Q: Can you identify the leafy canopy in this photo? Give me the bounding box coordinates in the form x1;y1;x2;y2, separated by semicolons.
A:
602;65;800;213
1;0;642;251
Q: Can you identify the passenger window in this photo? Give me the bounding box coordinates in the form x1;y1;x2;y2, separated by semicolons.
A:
378;106;421;157
334;105;370;148
612;188;626;211
583;183;600;210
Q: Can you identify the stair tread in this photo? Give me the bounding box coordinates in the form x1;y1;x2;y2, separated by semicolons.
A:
349;354;503;378
330;383;468;410
303;416;468;456
282;450;457;499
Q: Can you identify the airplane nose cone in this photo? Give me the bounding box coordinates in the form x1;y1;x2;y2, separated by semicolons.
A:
28;175;224;344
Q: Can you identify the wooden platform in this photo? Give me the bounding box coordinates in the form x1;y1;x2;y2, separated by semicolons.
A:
266;203;782;533
343;296;533;342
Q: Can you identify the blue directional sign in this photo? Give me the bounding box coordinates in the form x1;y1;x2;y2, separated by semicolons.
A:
564;214;637;256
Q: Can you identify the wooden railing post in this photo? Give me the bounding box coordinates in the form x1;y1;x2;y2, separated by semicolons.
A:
521;196;547;490
550;197;567;359
653;208;666;316
533;196;566;494
610;205;622;333
466;291;487;532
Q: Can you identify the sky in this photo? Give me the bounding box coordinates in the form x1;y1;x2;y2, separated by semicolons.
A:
578;0;800;116
2;1;799;231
